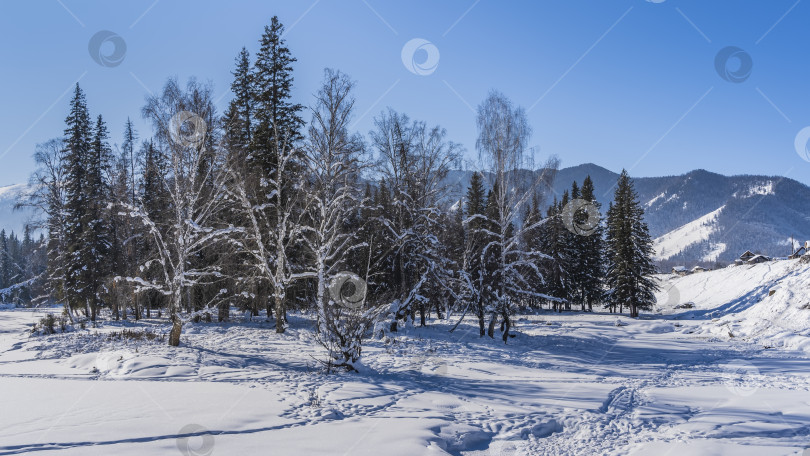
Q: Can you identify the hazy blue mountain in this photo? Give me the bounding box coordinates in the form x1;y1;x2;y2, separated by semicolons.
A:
0;183;33;236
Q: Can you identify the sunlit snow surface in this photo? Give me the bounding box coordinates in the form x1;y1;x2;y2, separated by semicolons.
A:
1;261;810;455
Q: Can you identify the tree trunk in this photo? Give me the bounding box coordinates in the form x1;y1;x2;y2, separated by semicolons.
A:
477;303;485;337
112;294;119;321
502;311;511;343
487;313;497;338
274;294;285;333
168;315;182;346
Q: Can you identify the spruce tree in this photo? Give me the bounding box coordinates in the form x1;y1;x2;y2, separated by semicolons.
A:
567;181;586;309
464;172;488;336
482;181;516;336
141;141;168;229
122;118;137;202
539;196;569;311
140;140;169;317
604;170;658;317
83;114;113;320
579;175;604;311
483;186;501;332
0;230;10;290
223;47;254;164
521;193;543;308
251;16;304;173
240;18;305;327
63;84;93;316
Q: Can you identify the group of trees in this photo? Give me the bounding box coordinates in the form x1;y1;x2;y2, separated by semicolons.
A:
0;228;46;304
14;16;658;368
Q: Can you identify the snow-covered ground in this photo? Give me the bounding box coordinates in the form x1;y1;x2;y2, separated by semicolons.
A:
1;259;810;455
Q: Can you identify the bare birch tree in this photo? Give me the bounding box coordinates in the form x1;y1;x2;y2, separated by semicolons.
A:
475;90;559;342
371;110;461;331
17;139;69;309
225;110;311;334
301;69;376;369
124;78;236;346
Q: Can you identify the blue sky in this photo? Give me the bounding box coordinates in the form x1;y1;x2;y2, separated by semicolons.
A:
1;0;809;186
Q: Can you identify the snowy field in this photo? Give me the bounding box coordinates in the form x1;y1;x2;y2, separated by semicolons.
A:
2;261;810;455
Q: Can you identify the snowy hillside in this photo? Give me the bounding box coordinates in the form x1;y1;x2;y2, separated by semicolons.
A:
0;183;33;235
444;165;810;265
653;206;725;261
655;257;810;352
553;165;810;264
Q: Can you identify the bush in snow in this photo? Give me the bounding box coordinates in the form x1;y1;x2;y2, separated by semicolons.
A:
315;272;382;372
31;312;71;336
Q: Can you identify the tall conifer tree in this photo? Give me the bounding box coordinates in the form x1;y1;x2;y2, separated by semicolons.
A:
579;175;604;311
464;172;488;335
63;84;93;315
251;16;304;173
604;170;658;317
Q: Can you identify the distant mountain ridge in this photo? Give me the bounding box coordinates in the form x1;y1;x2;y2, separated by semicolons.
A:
443;163;810;265
0;183;33;236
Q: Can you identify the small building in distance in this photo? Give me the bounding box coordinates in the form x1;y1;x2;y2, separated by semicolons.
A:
691;265;706;273
672;266;688;276
788;241;809;259
747;254;770;265
735;250;771;265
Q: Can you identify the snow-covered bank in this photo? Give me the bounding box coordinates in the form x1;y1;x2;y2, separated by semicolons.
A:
1;306;810;455
655;258;810;353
